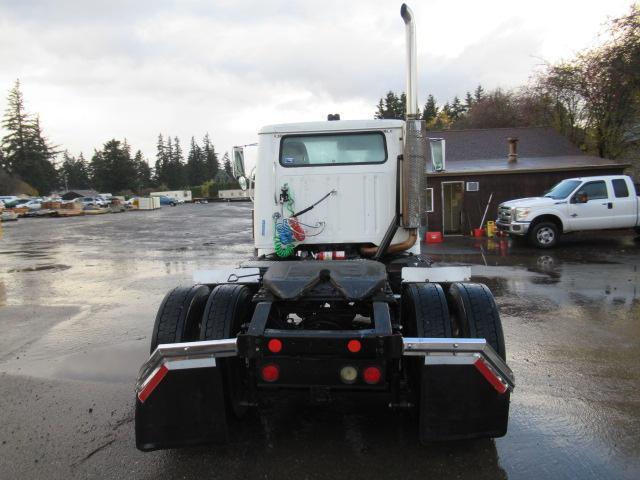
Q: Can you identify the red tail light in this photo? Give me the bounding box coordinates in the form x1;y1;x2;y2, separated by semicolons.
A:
363;366;382;384
347;339;362;353
261;364;280;382
267;338;283;353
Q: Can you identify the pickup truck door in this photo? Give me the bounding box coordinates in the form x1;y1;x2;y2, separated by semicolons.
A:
608;178;639;229
567;180;613;230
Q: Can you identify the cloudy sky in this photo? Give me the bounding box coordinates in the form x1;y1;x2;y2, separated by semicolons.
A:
0;0;632;163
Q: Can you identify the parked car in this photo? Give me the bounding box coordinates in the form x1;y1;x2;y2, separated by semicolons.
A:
80;196;107;207
159;195;178;206
0;196;19;205
497;175;640;248
20;199;42;211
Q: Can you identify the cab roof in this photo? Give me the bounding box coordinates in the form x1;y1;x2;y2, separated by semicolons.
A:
259;119;404;135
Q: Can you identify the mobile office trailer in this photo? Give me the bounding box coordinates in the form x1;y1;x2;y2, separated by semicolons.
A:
150;190;192;203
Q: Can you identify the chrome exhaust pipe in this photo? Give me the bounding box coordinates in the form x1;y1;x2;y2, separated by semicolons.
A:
401;3;418;119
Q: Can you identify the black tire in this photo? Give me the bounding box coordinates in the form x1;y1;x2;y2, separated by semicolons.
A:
200;284;255;418
448;283;506;360
529;221;559;248
149;285;210;354
402;283;452;338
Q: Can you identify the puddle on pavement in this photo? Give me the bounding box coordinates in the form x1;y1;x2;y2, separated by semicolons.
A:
7;264;71;273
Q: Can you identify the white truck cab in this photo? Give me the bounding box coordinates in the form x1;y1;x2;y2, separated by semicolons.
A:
497;175;640;248
251;119;420;257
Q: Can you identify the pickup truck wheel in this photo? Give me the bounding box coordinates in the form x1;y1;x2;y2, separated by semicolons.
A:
529;222;559;249
448;283;505;360
149;285;211;354
200;285;255;419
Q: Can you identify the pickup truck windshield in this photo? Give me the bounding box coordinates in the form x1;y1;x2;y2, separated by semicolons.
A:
544;180;581;199
280;132;387;167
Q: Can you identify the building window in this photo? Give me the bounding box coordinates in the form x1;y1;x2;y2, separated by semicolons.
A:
426;188;434;212
466;181;479;192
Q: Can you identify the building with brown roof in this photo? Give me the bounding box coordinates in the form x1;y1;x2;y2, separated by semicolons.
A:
424;127;628;235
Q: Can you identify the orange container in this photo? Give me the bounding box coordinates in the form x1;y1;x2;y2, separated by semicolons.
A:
472;228;485;238
425;231;443;243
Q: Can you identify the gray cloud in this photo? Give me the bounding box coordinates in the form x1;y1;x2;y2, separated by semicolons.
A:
0;0;631;162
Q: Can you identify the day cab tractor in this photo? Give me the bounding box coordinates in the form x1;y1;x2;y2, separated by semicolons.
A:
134;4;514;451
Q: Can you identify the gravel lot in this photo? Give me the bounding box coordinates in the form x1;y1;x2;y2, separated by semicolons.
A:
0;203;638;479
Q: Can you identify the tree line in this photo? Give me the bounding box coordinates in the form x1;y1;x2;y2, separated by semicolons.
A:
375;4;639;162
0;80;236;196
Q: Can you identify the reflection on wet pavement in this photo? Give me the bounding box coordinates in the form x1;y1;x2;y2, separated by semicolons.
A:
0;206;639;479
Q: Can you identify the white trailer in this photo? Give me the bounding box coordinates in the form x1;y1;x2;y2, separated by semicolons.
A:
150;190;193;203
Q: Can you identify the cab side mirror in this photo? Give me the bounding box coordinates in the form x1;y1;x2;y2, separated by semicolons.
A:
232;146;247;190
574;192;588;203
429;138;446;172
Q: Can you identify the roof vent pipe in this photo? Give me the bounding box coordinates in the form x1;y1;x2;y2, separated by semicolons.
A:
508;137;518;163
401;4;418;119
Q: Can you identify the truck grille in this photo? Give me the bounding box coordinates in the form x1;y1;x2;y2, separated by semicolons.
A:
498;206;511;222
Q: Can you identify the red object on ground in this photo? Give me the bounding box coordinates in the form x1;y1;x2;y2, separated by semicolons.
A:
472;228;485;238
425;231;443;243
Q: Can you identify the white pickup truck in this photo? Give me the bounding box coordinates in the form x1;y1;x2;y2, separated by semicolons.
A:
496;175;640;248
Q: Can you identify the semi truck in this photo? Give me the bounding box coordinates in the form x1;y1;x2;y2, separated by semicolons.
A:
134;4;514;451
497;175;640;248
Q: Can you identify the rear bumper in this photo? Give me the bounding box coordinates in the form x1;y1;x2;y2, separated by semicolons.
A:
496;220;530;236
136;335;514;402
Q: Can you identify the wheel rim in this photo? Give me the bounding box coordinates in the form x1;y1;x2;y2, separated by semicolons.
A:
536;227;555;245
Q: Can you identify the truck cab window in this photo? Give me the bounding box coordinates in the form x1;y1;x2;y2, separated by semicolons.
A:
576;180;608;200
612;179;629;198
280;132;387;167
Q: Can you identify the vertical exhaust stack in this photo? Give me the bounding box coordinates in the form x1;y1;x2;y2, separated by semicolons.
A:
508;137;518;163
400;3;426;230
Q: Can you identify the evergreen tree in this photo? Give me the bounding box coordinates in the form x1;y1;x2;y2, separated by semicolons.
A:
165;136;185;189
450;96;465;121
474;84;485;102
60;150;90;189
134;150;151;192
374;91;406;119
154;133;167;185
422;95;439;123
90;139;137;193
465;91;474;110
1;80;58;194
187;136;207;186
202;133;219;181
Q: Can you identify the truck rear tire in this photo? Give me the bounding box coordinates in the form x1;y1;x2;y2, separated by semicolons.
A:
200;284;255;419
448;283;505;360
402;283;451;338
149;285;210;354
529;221;559;249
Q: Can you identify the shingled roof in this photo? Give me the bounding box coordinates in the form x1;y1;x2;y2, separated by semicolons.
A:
426;126;627;175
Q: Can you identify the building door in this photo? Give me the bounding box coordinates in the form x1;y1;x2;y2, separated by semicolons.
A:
442;181;464;235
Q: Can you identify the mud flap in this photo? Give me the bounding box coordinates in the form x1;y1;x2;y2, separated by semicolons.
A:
135;366;228;451
419;364;510;442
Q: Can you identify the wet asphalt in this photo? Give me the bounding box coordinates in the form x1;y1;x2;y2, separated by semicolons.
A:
0;203;638;479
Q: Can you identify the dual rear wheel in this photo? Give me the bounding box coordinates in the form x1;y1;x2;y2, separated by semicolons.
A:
150;284;255;419
402;282;505;359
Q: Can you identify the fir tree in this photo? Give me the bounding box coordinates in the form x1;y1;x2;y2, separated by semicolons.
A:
474;84;485;103
1;80;58;194
450;96;465;121
187;136;207;186
422;95;439;123
202;133;219;181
